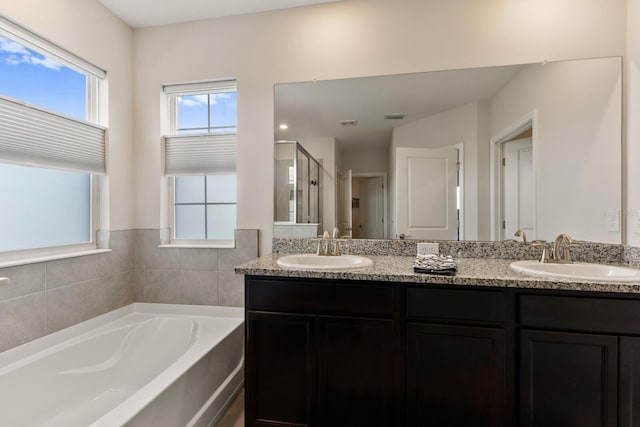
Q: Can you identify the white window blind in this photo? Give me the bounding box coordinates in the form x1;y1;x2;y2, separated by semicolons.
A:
164;133;236;175
0;15;106;79
162;80;236;95
0;95;106;174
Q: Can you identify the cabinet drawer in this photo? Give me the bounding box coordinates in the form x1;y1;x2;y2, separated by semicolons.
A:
519;295;640;334
246;277;393;317
407;287;506;323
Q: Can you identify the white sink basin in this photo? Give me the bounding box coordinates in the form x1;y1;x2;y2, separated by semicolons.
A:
277;254;373;270
510;260;640;282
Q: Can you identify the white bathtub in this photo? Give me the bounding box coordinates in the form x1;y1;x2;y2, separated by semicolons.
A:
0;303;244;427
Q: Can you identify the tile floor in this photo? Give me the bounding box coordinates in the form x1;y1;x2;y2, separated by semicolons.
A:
217;388;244;427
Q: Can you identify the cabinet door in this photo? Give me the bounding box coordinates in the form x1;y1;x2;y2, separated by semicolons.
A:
620;336;640;426
246;311;316;427
519;330;617;427
406;323;506;427
317;316;395;427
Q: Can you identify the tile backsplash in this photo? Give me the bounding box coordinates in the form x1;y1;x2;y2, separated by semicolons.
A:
134;229;257;307
272;237;626;264
0;228;258;353
0;230;135;352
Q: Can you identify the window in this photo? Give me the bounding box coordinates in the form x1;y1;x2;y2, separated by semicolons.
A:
0;16;106;255
163;80;237;245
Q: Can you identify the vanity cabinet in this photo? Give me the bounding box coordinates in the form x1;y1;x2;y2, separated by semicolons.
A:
245;277;397;427
407;323;506;426
406;287;508;427
518;294;640;427
519;330;618;427
245;275;640;427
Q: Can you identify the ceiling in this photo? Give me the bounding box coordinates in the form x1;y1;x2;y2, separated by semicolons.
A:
274;65;525;152
98;0;342;28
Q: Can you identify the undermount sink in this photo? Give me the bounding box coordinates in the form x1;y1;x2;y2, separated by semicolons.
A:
277;254;373;270
510;260;640;282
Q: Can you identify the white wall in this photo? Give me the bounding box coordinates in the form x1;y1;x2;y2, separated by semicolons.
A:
391;102;483;240
0;0;135;231
627;0;640;246
341;149;389;175
491;58;622;243
132;0;627;254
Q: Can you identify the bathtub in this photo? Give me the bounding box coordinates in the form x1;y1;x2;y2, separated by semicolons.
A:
0;303;244;427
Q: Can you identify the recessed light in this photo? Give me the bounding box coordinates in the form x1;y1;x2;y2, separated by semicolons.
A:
279;123;288;130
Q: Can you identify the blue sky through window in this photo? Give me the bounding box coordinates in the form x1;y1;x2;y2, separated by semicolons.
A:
0;35;86;120
177;91;237;133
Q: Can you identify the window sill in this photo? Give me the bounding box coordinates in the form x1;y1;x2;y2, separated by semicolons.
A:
158;243;235;249
0;248;111;269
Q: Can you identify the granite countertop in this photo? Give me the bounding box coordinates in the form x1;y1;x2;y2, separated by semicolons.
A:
235;253;640;294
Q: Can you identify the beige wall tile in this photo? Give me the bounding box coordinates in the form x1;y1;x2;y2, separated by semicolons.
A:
180;248;219;271
179;270;218;305
0;293;47;352
144;269;180;303
46;279;105;333
218;271;244;307
46;255;100;289
219;230;259;271
99;230;135;276
100;271;135;312
0;263;45;302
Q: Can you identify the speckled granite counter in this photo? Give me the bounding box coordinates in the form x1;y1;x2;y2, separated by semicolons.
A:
235;254;640;294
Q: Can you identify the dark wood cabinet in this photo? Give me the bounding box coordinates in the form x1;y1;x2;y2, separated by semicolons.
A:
519;330;618;427
245;277;396;427
407;323;507;427
318;316;395;427
245;275;640;427
246;311;317;426
619;337;640;426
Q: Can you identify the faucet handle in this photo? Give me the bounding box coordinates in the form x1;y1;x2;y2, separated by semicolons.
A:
531;240;548;263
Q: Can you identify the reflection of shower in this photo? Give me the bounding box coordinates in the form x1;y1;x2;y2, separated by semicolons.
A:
274;141;321;225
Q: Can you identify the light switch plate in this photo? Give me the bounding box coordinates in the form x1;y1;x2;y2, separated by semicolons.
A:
417;242;439;255
632;210;640;234
605;209;620;232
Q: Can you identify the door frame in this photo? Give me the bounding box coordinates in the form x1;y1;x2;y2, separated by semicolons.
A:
490;110;538;241
352;172;388;239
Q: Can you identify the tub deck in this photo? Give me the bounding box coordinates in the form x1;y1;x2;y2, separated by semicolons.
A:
0;303;244;427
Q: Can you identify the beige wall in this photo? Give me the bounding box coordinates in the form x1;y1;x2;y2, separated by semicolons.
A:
0;0;135;231
491;57;622;243
132;0;627;255
627;0;640;246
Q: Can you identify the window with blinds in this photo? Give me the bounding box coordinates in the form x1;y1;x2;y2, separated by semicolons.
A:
163;80;238;244
0;15;106;253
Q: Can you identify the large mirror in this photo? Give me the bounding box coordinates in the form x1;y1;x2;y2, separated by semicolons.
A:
274;57;622;243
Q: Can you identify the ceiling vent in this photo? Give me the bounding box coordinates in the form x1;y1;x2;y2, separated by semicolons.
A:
384;113;407;120
340;120;358;126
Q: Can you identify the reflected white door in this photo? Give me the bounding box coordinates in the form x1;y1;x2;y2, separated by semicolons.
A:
360;177;384;239
396;147;459;240
502;138;534;239
337;169;352;237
